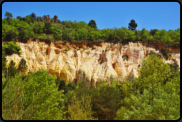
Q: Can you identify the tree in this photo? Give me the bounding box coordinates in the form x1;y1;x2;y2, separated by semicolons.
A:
67;94;97;120
7;60;19;78
88;20;97;29
25;16;31;24
128;19;137;31
115;88;180;120
2;70;65;120
3;41;21;56
32;22;45;34
150;29;158;36
115;54;179;120
160;45;171;60
141;28;150;41
65;82;76;94
16;16;22;20
4;27;19;41
5;11;13;19
55;76;66;92
43;22;52;34
17;21;34;41
135;54;172;96
169;59;179;73
30;12;36;19
17;58;28;76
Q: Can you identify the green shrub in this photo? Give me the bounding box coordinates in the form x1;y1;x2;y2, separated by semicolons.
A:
47;34;55;41
67;94;97;120
160;45;171;60
65;46;69;51
169;59;179;73
17;58;28;76
3;41;21;56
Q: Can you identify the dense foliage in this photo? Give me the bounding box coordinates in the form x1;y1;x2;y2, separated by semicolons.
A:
2;70;65;120
2;12;180;120
3;41;21;55
2;12;180;46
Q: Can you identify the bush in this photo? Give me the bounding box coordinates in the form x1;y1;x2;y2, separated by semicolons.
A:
65;46;69;51
160;45;171;60
3;41;21;56
47;34;55;41
67;94;97;120
55;76;66;93
37;33;47;40
169;59;179;73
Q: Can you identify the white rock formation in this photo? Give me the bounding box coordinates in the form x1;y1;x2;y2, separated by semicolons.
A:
5;41;180;87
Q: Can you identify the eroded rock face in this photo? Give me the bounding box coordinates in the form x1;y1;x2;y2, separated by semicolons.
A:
5;40;180;87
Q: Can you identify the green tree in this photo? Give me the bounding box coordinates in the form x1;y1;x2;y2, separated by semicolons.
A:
160;45;171;60
67;94;97;120
5;11;13;19
65;82;76;94
7;60;19;78
115;87;180;120
128;19;137;31
3;41;21;56
150;29;158;36
169;59;179;73
55;76;66;92
43;22;52;34
17;58;28;76
92;83;123;120
136;54;172;93
16;16;22;20
17;26;34;41
4;26;19;41
2;70;65;120
141;28;150;42
115;54;179;120
32;22;45;34
53;28;63;41
88;20;97;29
30;12;36;19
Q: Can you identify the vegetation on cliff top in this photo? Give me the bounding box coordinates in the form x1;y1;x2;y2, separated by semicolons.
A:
2;12;180;46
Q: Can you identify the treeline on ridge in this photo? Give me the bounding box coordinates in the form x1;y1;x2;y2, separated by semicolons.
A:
2;11;180;46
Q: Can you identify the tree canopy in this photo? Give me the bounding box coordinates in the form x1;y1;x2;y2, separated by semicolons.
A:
128;19;137;31
2;12;180;46
88;20;97;29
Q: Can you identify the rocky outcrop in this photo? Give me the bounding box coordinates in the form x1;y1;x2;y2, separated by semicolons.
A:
5;40;180;88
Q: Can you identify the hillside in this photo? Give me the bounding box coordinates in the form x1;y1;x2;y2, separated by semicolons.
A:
4;39;180;87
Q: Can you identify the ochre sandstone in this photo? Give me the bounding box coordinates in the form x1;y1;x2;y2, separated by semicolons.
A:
5;40;180;88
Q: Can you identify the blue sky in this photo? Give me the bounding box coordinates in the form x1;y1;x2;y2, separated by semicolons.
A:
2;2;180;31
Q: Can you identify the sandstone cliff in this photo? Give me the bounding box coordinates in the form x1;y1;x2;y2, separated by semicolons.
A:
5;40;180;88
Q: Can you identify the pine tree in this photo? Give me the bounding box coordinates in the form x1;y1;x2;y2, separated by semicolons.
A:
88;20;97;29
7;60;19;78
128;19;137;31
17;58;28;76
